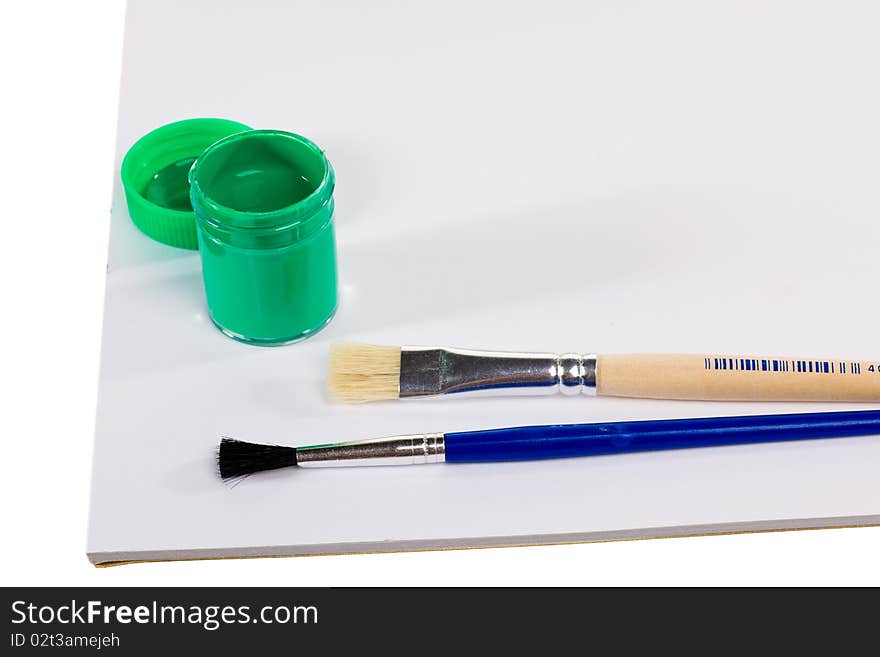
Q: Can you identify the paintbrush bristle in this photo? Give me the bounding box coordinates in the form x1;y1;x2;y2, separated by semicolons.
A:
327;342;401;403
218;438;298;481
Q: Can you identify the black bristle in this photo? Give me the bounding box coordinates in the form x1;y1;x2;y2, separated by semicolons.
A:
218;437;298;481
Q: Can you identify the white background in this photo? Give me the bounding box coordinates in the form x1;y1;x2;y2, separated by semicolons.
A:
2;0;880;585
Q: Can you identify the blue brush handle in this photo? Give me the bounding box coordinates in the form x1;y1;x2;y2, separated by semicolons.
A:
443;410;880;462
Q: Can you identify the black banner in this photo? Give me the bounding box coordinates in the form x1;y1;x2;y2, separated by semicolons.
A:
0;587;871;653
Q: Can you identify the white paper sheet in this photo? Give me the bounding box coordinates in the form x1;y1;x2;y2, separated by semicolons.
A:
88;0;880;564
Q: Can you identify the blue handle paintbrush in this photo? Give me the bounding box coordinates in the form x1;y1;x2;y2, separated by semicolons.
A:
219;409;880;480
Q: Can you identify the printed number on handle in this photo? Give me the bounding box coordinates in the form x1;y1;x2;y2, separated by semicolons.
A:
702;357;880;376
596;354;880;402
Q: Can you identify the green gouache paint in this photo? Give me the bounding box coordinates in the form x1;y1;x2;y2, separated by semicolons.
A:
189;130;338;345
143;157;198;212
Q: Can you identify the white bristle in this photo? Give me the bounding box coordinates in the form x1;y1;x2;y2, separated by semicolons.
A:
327;343;402;403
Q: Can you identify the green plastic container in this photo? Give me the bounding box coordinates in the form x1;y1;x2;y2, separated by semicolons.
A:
189;129;338;345
120;118;251;249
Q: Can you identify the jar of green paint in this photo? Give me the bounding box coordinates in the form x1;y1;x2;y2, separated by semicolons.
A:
189;130;338;345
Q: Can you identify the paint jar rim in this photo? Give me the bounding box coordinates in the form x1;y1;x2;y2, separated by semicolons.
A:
189;129;335;234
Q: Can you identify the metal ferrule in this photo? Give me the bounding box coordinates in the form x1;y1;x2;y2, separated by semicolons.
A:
296;433;446;468
399;348;598;397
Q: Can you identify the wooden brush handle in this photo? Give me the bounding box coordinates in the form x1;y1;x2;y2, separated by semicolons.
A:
596;354;880;402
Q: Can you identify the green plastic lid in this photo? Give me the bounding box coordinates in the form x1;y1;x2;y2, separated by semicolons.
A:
120;118;251;249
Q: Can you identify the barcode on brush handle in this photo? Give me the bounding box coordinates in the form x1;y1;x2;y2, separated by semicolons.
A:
703;357;878;375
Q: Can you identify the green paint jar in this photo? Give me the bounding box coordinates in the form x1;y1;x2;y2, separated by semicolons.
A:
189;130;338;345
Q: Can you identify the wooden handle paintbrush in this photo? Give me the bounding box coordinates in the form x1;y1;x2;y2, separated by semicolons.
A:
328;344;880;403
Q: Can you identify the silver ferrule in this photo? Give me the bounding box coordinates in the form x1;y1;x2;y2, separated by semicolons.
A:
399;348;598;397
296;433;446;468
